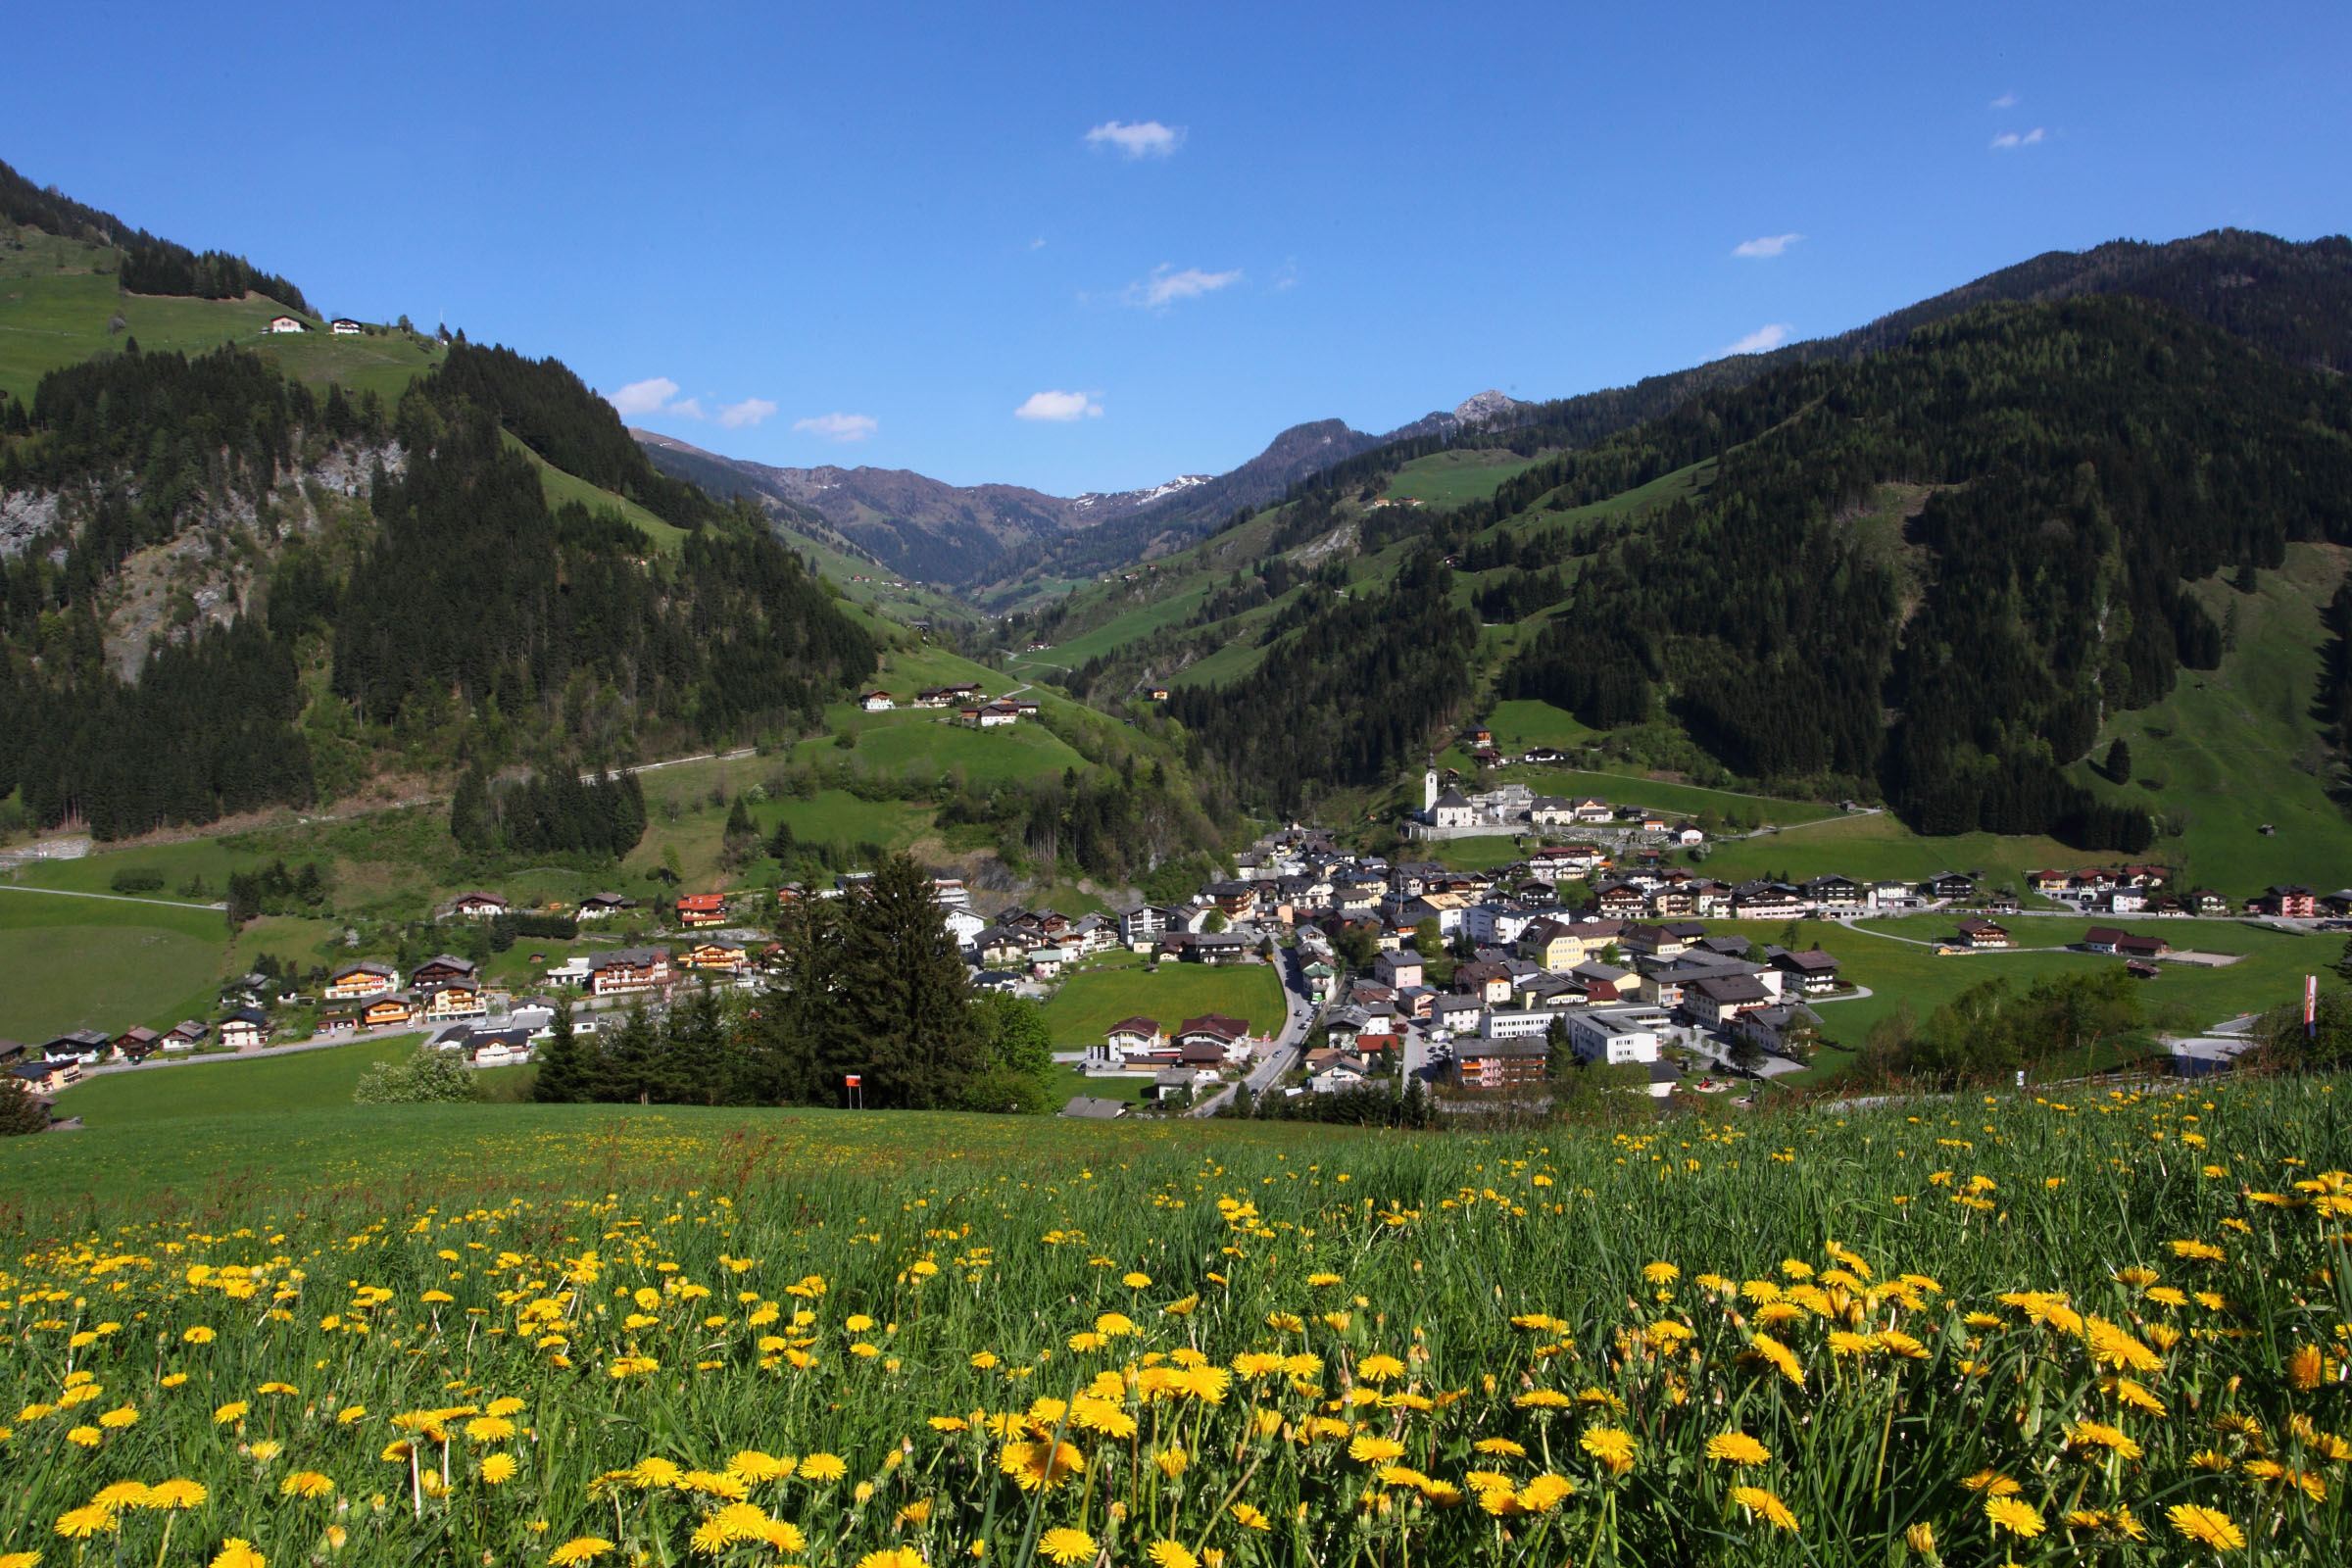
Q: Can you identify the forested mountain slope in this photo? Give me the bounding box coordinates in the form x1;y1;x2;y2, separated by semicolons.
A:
1165;296;2352;847
0;156;309;312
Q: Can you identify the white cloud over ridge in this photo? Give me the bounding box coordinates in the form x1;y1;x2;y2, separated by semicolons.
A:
1015;390;1103;422
1990;91;2019;109
1721;322;1792;357
1733;232;1803;259
719;397;780;429
1990;126;2045;149
1128;264;1243;308
608;376;682;416
1085;120;1182;158
793;412;877;442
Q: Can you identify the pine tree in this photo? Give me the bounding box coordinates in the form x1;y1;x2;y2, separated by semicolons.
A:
0;1076;51;1136
834;853;982;1108
533;997;582;1102
596;1004;661;1104
2103;737;2132;783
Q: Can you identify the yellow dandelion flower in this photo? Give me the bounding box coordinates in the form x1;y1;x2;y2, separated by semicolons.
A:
280;1472;335;1499
1962;1469;2021;1496
144;1480;207;1511
0;1552;40;1568
1579;1427;1636;1474
66;1428;100;1448
210;1541;265;1568
1147;1542;1199;1568
1357;1353;1405;1381
1517;1474;1575;1513
1039;1527;1096;1566
466;1416;515;1443
548;1538;616;1566
1230;1503;1272;1531
1642;1261;1680;1285
213;1401;248;1425
480;1455;518;1486
1473;1437;1527;1456
760;1522;808;1553
632;1457;683;1489
1705;1432;1772;1466
2166;1505;2244;1550
855;1551;922;1568
1349;1434;1404;1463
1730;1486;1799;1532
1984;1496;2044;1539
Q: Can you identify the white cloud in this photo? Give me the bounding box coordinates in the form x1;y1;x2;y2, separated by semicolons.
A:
1733;232;1804;259
1015;390;1104;422
669;397;706;420
1990;126;2045;149
608;376;681;416
1085;120;1183;159
1721;322;1792;357
718;397;780;430
1990;91;2019;109
1127;264;1243;309
793;412;877;442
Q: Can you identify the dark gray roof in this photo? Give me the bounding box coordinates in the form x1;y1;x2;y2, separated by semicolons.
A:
1059;1096;1129;1119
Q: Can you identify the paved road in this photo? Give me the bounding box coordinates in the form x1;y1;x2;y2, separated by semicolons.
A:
0;884;228;912
1192;947;1313;1117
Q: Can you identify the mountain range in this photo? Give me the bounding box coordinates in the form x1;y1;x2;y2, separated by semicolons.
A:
635;392;1531;592
641;229;2352;600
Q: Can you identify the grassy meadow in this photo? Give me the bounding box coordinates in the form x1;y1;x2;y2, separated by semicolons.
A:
46;1033;427;1129
1;1077;2346;1567
1038;959;1290;1049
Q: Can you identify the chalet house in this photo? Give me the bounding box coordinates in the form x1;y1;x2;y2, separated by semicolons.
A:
1619;924;1689;960
1533;844;1608;874
1059;1096;1129;1120
1204;880;1261;919
1013;699;1041;717
112;1025;162;1062
2098;886;2147;914
2028;869;2072;896
363;996;416;1028
11;1058;78;1096
2082;926;2132;954
1571;797;1614;823
1180;933;1253;965
1451;1039;1548;1089
422;983;485;1022
1310;1057;1371;1093
1527;797;1578;826
167;1019;208;1050
412;955;480;989
43;1029;110;1063
1769;948;1842;996
860;690;895;711
972;702;1019;728
974;928;1028;967
578;893;632;920
913;687;956;708
1802;874;1865;912
2188;889;2231;917
676;893;728;928
220;1007;270;1052
1685;973;1774;1027
2252;885;2318;918
1592;882;1647;917
267;316;306;333
1452;959;1515;1004
1522;746;1569;764
316;1014;357;1036
588;948;673;996
1954;917;2013;950
1731;882;1809;921
1147;687;1170;702
1372;950;1424;990
1469;746;1502;768
1738;1004;1824;1057
1570;960;1638;1002
1921;872;1977;902
942;907;987;949
451;892;510;919
1099;1016;1166;1062
1175;1013;1252;1062
932;877;972;908
2117;932;2173;959
1115;905;1169;948
682;942;749;972
326;962;399;1002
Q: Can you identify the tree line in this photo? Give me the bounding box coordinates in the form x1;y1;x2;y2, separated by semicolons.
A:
0;156;309;311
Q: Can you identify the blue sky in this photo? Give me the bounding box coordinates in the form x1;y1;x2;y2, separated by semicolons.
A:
8;1;2347;493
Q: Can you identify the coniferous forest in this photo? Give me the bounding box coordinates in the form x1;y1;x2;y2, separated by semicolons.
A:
0;336;878;840
1174;295;2352;848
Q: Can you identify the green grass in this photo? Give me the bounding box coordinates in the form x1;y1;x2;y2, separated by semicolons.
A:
0;888;225;1042
1046;1064;1151;1104
0;230;445;403
2073;543;2352;897
509;431;690;553
1381;448;1552;507
1038;960;1289;1048
0;1079;2344;1567
47;1033;428;1129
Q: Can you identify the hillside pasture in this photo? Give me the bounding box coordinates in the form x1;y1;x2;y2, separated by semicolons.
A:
47;1032;426;1130
1039;958;1288;1048
0;888;223;1042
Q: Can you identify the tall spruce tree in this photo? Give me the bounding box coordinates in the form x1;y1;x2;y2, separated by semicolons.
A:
597;1003;661;1105
533;997;582;1102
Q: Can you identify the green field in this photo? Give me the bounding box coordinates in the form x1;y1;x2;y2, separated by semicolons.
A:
1381;448;1553;507
1;229;445;403
0;1077;2343;1567
2073;543;2352;896
1039;959;1288;1048
47;1033;426;1129
0;888;229;1043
